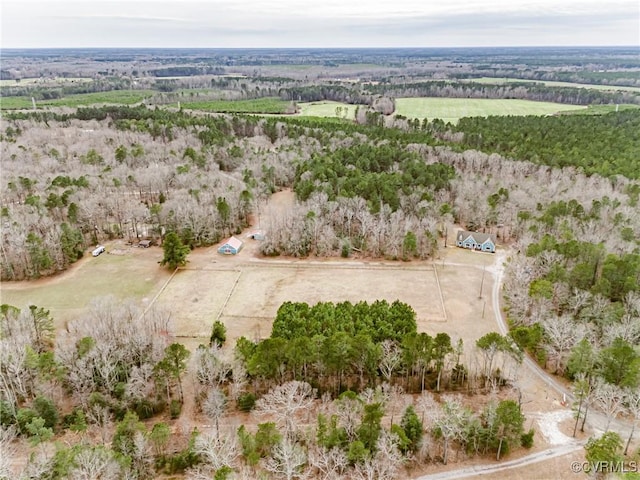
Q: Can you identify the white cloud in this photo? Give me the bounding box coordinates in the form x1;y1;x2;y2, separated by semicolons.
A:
2;0;638;47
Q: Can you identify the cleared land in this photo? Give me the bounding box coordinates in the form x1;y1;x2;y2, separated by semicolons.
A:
394;98;584;123
0;234;496;355
156;260;449;341
470;76;640;93
0;77;93;87
0;90;155;109
0;245;170;328
180;97;291;113
297;100;362;119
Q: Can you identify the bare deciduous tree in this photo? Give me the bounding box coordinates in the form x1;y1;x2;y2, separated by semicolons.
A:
193;430;239;472
308;445;348;480
255;381;316;438
265;439;308;480
594;381;626;432
202;387;227;438
69;446;123;480
353;429;404;480
379;341;401;384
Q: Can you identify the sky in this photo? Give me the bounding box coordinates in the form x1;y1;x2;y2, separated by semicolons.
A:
2;0;639;49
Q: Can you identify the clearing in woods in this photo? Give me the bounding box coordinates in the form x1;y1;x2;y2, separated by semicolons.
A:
394;97;583;123
0;191;497;351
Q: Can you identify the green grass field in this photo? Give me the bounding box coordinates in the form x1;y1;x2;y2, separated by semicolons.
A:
0;90;154;110
0;247;169;328
469;77;640;93
394;98;584;123
180;97;291;113
297;101;362;119
556;104;640;115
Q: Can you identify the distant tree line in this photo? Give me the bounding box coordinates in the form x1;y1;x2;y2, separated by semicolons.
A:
452;109;640;179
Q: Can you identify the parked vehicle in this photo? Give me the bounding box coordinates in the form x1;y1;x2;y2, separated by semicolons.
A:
92;245;105;256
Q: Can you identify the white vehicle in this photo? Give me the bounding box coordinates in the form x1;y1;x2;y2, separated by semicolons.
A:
92;245;105;257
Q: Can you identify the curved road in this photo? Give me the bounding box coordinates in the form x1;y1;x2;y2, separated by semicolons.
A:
414;249;634;480
416;443;584;480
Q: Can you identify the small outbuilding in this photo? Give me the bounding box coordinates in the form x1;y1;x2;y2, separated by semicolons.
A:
218;236;244;255
247;230;265;241
138;239;152;248
456;230;496;253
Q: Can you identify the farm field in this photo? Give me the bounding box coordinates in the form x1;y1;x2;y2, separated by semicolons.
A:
394;97;584;123
0;77;93;86
0;233;496;356
0;244;170;329
0;89;155;109
297;100;362;119
156;260;454;342
180;96;291;113
469;76;640;92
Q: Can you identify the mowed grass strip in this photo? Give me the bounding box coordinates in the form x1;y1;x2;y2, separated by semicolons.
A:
394;97;584;123
0;90;154;110
181;97;291;113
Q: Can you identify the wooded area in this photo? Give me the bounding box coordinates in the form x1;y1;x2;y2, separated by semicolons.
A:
1;47;639;479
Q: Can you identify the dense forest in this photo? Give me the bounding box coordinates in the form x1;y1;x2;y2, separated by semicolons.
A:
453;110;640;179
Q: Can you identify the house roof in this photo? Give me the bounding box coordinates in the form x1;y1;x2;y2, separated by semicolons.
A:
222;236;243;249
457;230;495;244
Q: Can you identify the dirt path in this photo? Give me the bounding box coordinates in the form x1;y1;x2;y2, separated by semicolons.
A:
414;443;584;480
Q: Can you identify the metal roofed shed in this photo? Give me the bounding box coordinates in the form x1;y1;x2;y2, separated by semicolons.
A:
248;230;265;241
218;236;244;255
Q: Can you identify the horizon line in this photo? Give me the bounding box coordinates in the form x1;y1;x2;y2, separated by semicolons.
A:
3;45;638;51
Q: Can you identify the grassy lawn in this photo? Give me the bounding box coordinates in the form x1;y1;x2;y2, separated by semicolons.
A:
0;90;154;110
394;98;584;123
0;246;169;328
469;77;640;93
180;97;291;113
297;101;363;119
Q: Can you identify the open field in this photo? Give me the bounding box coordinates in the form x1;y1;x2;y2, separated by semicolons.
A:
0;77;93;87
0;90;155;110
180;97;291;113
469;76;640;93
557;103;640;115
0;232;496;354
0;243;170;328
156;259;451;341
394;97;584;123
297;100;362;119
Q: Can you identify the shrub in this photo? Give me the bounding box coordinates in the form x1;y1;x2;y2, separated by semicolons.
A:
210;320;227;347
237;393;256;412
521;429;535;448
33;395;58;429
16;408;38;434
169;400;182;419
62;408;87;432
